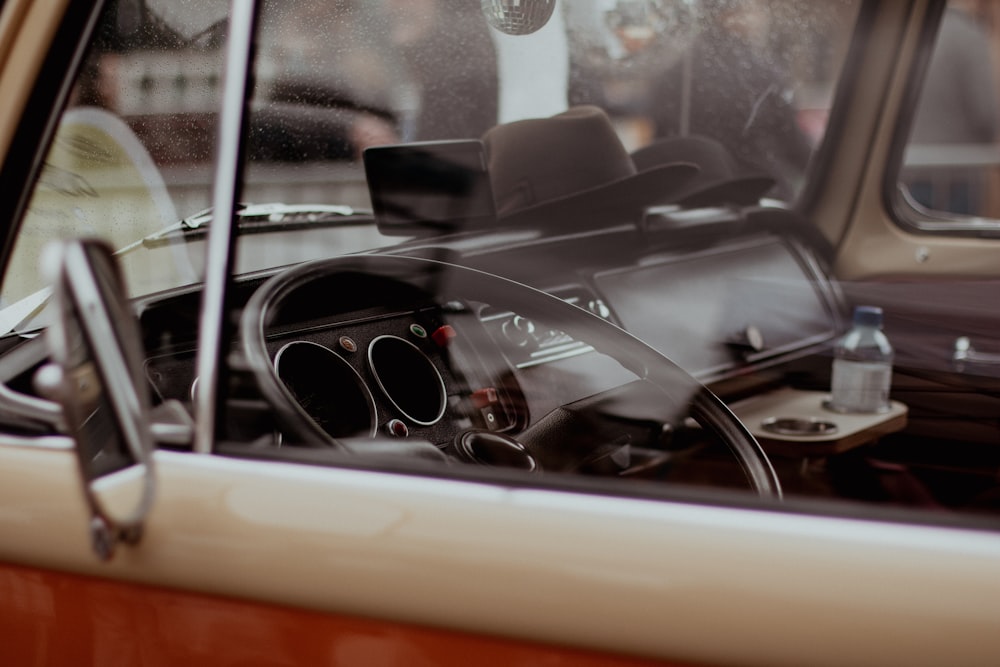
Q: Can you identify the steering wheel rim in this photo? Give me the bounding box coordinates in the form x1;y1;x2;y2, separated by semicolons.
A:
240;254;781;498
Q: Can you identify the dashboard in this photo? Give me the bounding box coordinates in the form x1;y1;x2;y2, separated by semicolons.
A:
141;259;648;474
127;213;834;494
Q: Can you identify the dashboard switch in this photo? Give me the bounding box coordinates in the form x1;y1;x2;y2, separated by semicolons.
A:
471;387;498;409
432;325;457;347
386;419;409;437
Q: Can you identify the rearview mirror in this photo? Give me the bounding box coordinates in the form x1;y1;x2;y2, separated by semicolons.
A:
35;239;156;561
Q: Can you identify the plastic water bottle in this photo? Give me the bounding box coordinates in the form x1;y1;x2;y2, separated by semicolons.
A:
828;305;893;413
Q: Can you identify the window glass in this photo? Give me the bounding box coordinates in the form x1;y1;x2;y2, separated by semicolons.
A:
0;0;224;327
2;0;861;317
244;0;858;212
899;0;1000;224
216;0;868;508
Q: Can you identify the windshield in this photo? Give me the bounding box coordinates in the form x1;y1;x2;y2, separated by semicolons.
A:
3;0;859;316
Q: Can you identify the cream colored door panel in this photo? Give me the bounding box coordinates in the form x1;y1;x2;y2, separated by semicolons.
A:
2;443;1000;666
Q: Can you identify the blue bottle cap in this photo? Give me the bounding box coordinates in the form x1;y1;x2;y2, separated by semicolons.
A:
852;305;883;327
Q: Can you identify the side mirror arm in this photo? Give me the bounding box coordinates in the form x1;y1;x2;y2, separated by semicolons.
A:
35;239;158;561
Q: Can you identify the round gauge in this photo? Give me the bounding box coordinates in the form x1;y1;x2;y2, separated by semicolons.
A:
275;341;377;439
368;335;447;426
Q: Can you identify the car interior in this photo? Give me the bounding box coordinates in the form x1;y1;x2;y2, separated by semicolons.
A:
1;0;999;535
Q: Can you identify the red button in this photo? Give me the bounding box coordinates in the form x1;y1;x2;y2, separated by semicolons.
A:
470;387;498;409
431;325;457;347
386;419;408;437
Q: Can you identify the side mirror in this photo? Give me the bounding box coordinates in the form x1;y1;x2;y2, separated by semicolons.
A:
35;239;156;560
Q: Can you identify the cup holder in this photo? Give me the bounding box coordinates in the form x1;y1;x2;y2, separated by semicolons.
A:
760;417;838;437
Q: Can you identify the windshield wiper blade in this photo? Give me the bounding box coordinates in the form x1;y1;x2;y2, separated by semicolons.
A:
120;202;375;252
0;203;375;335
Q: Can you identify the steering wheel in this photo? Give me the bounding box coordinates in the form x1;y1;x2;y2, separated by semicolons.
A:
240;254;781;497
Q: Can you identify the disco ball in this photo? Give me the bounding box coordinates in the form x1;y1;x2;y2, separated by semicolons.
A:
481;0;557;36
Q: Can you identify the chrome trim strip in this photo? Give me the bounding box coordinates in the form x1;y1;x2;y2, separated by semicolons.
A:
516;344;594;369
530;341;587;358
0;379;60;424
194;0;259;454
0;434;73;450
